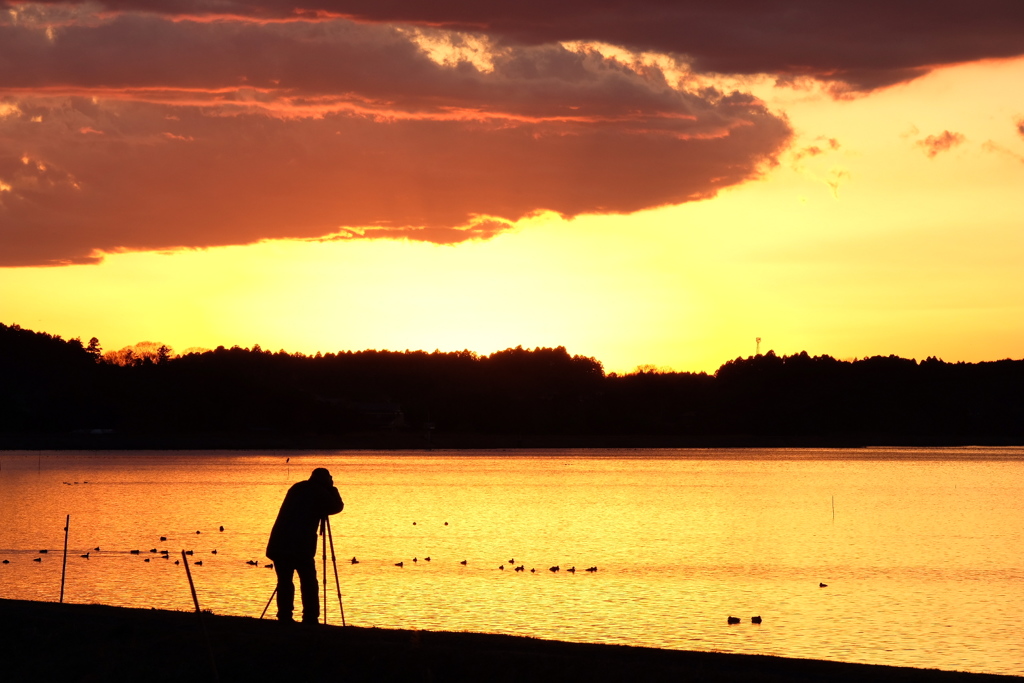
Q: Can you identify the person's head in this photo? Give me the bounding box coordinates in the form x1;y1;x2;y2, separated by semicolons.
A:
309;467;333;486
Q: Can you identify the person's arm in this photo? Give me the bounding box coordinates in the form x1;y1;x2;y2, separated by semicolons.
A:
324;486;343;515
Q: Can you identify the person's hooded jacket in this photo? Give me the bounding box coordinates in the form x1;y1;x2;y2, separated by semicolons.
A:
266;468;343;559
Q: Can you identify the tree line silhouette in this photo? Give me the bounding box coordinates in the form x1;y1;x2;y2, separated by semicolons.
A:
2;322;1022;448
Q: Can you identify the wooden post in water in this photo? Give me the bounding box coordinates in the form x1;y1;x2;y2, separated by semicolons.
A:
260;587;277;619
181;550;220;681
182;550;201;612
59;514;70;603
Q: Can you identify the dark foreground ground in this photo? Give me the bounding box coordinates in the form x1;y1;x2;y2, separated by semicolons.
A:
2;599;1018;683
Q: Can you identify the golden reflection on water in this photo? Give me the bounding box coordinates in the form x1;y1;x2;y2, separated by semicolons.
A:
0;448;1021;676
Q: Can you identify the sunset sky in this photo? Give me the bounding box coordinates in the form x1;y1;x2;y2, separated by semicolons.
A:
1;1;1022;373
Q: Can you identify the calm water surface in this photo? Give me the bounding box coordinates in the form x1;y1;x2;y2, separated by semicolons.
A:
0;448;1021;676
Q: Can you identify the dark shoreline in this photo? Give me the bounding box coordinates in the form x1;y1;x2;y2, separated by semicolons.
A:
3;432;1022;451
7;324;1023;454
2;599;1018;682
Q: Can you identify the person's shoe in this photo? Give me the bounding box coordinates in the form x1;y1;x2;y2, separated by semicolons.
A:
277;615;296;623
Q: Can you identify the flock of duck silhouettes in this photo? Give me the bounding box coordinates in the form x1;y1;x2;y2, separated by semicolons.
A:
3;526;827;627
5;525;604;576
383;556;600;574
10;546;600;575
3;526;235;567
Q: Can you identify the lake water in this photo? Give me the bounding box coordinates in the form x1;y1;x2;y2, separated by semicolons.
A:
0;448;1021;676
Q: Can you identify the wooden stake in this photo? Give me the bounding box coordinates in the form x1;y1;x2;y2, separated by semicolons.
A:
260;587;277;619
59;514;69;603
182;550;201;613
181;550;220;681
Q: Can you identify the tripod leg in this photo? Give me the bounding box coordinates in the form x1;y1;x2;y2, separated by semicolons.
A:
326;516;346;627
320;518;328;624
260;587;277;619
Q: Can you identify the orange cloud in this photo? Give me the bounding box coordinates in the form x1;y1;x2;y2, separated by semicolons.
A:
0;93;790;266
791;137;839;162
0;9;792;266
917;130;966;158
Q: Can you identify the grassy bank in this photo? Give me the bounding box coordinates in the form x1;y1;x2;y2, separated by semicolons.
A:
1;599;1017;682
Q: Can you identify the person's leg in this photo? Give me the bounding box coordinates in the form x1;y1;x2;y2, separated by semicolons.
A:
295;555;320;623
273;558;296;621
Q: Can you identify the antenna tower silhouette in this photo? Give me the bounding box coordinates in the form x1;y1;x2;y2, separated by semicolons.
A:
756;337;761;355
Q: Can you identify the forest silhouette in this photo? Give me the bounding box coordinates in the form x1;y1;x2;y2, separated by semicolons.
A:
2;322;1021;448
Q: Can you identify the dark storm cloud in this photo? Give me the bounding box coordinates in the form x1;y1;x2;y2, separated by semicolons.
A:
7;0;1024;91
0;13;750;123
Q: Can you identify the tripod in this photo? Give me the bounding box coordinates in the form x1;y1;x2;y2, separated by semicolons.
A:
321;516;347;626
259;517;346;626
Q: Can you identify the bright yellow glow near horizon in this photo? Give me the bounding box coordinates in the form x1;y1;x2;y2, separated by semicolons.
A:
1;58;1022;374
